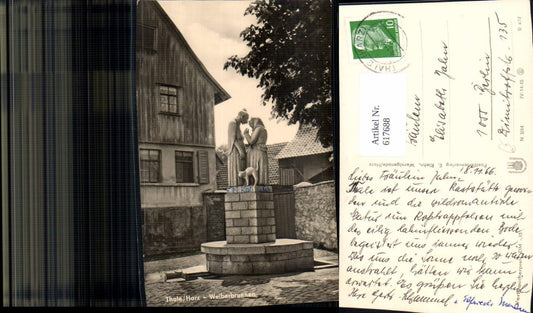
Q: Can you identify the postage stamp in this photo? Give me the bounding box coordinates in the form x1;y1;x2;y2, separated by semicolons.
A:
350;18;401;60
347;11;409;73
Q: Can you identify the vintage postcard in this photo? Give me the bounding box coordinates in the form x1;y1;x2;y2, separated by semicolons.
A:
339;1;533;312
136;0;337;307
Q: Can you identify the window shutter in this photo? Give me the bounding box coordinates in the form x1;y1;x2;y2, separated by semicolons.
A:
198;150;209;184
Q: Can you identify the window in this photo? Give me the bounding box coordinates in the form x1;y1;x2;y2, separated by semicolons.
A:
137;24;157;51
160;85;180;114
140;149;160;183
175;151;194;183
175;150;210;184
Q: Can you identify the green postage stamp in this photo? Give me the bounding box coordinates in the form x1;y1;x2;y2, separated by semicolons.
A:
350;18;402;59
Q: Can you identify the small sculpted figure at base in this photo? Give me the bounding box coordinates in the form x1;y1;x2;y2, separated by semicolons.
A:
238;167;258;187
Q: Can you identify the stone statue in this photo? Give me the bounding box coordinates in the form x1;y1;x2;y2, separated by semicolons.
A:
238;167;258;187
227;110;249;187
244;117;268;185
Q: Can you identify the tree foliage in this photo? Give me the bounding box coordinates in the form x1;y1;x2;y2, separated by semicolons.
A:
224;0;332;147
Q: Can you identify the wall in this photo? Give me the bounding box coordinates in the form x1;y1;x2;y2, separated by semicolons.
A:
139;143;216;257
204;192;226;242
294;181;337;251
142;205;206;257
139;143;217;208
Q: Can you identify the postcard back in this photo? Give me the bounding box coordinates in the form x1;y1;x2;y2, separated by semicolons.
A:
339;1;533;312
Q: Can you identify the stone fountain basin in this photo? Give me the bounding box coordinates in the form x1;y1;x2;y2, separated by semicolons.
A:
201;238;314;275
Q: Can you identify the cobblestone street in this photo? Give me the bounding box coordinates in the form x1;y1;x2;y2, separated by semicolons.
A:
144;249;338;307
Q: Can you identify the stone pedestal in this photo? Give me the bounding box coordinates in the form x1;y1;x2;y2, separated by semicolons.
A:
201;186;315;275
224;186;276;244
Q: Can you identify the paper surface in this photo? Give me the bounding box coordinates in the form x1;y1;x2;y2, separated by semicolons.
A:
339;1;533;312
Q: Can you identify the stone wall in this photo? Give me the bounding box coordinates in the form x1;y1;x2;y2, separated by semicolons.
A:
294;180;337;251
204;192;226;242
142;205;207;257
202;239;314;275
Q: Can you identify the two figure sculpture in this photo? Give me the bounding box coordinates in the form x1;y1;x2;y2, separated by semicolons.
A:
227;109;268;187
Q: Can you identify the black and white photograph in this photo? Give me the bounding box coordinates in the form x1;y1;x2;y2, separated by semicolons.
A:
136;0;337;307
5;0;533;310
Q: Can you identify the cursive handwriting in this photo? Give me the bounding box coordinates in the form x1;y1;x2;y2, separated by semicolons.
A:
477;103;489;137
472;53;495;96
429;88;447;142
496;55;515;138
499;297;531;313
434;41;455;80
472;52;494;137
379;169;424;181
495;12;509;40
344;163;531;310
407;95;422;146
463;295;494;310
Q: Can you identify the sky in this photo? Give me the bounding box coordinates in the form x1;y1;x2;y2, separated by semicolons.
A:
158;0;299;147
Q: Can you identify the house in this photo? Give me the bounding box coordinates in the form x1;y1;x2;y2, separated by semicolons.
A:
137;1;230;256
276;125;334;185
266;142;288;185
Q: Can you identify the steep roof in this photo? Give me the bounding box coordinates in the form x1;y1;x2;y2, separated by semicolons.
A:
276;125;332;159
145;1;231;105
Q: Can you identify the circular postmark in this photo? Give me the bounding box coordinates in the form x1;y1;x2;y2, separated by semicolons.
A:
350;11;409;73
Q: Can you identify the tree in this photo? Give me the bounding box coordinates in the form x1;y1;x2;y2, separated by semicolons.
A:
224;0;332;147
216;144;229;161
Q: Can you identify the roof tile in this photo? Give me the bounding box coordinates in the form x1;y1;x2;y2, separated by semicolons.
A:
276;125;332;159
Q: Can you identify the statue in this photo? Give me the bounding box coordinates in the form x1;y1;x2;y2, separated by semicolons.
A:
244;117;268;185
238;167;258;187
227;110;249;187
